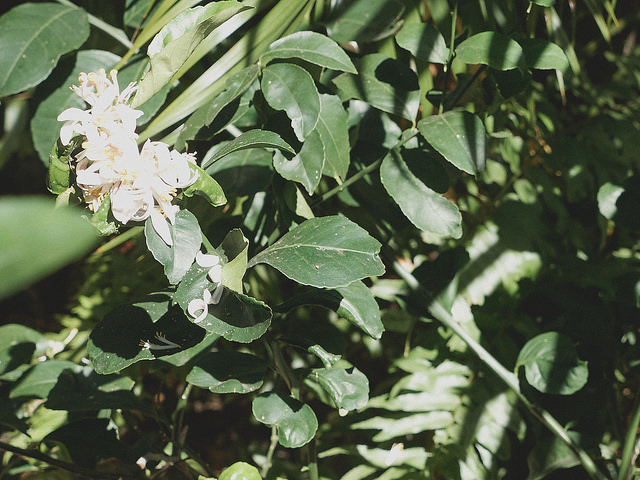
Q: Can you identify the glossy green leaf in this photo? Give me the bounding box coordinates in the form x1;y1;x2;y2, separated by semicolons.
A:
456;31;525;70
352;412;453;442
380;150;462;238
33;49;120;165
520;38;569;71
88;293;208;374
261;31;356;73
206;147;273;197
0;325;46;377
218;462;262;480
175;64;260;151
396;23;448;64
418;110;486;175
90;193;118;236
183;163;227;207
309;366;369;411
248;216;385;288
47;141;74;195
273;128;325;194
196;290;272;343
10;360;77;399
187;351;267;393
332;54;420;121
516;332;589;395
134;2;250;106
325;0;405;43
202;129;294;169
597;182;624;220
316;94;350;180
0;3;89;97
261;63;321;142
0;197;98;302
252;392;318;448
145;208;202;284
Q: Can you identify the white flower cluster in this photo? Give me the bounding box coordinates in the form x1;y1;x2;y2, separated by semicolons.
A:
187;251;225;322
57;69;198;245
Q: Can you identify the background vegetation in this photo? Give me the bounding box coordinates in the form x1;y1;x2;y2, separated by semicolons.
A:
0;0;638;479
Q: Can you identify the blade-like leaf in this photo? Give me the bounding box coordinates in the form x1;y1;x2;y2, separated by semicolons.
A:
252;392;318;448
0;3;89;97
261;63;321;142
144;209;202;284
456;31;525;70
418;110;486;175
202;129;294;169
0;197;97;302
380;150;462;238
325;0;405;43
396;23;448;64
248;216;385;288
187;351;267;393
316;94;350;180
261;31;356;73
134;2;250;106
332;54;420;121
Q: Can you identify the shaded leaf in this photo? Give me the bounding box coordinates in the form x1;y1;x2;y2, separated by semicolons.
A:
0;3;89;97
10;360;77;399
262;31;356;73
516;332;588;395
202;129;294;169
380;150;462;238
316;93;350;180
145;208;202;284
325;0;405;43
456;31;525;70
520;38;569;71
252;392;318;448
396;23;448;64
333;54;420;121
418;111;486;175
187;351;267;393
273;128;325;194
0;197;97;302
0;325;46;378
261;63;321;142
248;216;384;288
134;2;250;106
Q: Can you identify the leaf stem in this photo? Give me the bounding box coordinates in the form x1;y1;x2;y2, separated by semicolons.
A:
93;226;144;255
619;386;640;480
391;260;609;480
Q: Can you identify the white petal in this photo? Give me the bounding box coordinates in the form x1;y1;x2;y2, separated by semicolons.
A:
208;264;222;284
150;210;173;246
196;251;220;268
210;283;224;305
187;297;208;323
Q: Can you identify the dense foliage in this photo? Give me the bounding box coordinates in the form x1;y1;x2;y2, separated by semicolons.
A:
0;0;637;479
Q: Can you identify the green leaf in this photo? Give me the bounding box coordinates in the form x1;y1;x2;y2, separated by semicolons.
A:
218;462;262;480
88;293;208;374
396;23;448;64
0;3;89;97
325;0;405;43
597;182;624;220
531;0;555;6
90;193;118;236
47;141;73;195
201;129;294;169
145;209;202;284
309;366;369;412
196;290;272;343
248;216;385;288
0;325;46;377
519;38;569;71
187;351;267;394
316;94;350;180
183;163;227;207
0;197;98;302
456;31;525;70
134;2;250;106
261;63;321;142
332;54;420;121
380;150;462;238
33;49;120;165
351;412;453;442
273;128;325;194
252;392;318;448
526;433;582;480
418;110;486;175
261;31;356;73
175;64;260;151
516;332;589;395
10;360;77;399
219;228;249;294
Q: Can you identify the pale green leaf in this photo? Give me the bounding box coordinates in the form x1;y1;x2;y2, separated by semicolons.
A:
316;94;350;180
0;3;89;97
218;462;262;480
252;392;318;448
248;216;384;288
456;31;525;70
396;23;448;64
273;128;324;194
351;412;453;442
520;38;569;71
309;366;369;411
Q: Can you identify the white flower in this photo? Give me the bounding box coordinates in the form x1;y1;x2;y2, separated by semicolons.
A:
186;252;225;323
196;251;223;283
